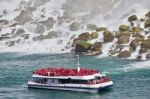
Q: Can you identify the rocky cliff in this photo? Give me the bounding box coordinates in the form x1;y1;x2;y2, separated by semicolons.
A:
0;0;150;60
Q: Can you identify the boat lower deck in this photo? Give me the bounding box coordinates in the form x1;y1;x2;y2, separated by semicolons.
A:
28;81;113;93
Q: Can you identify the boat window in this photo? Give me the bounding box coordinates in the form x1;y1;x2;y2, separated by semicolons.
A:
34;78;48;84
95;76;101;80
59;79;87;84
51;79;54;83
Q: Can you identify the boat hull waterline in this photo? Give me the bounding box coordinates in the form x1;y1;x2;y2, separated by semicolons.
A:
28;81;113;93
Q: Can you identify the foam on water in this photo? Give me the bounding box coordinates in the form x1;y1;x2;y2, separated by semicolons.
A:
116;60;150;74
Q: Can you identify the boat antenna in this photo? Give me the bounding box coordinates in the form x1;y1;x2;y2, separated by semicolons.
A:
76;54;80;73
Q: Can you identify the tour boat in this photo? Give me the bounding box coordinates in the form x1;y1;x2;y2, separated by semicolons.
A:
28;56;113;93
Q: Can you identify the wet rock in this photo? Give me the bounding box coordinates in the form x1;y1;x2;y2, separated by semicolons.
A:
16;28;25;34
32;35;44;41
9;21;18;27
0;19;9;25
0;36;10;41
0;15;3;18
91;32;98;39
118;32;130;44
130;38;141;50
70;22;80;31
103;30;114;42
61;49;65;51
65;46;70;49
1;33;10;37
67;42;71;45
13;28;25;37
78;32;90;40
75;41;91;52
14;9;33;25
144;18;150;28
40;17;55;30
141;39;150;49
128;15;138;22
146;54;150;59
140;18;145;22
70;34;76;40
118;50;131;58
130;22;135;27
32;0;50;7
139;48;147;54
87;24;97;30
96;27;107;32
138;35;145;40
16;39;21;43
0;33;10;41
145;11;150;17
34;24;45;33
119;25;130;32
6;41;16;47
3;9;7;15
21;34;29;40
57;39;63;45
132;27;143;33
91;42;102;53
44;31;58;39
72;37;87;47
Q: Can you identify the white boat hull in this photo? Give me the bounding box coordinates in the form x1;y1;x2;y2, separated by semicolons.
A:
28;81;113;93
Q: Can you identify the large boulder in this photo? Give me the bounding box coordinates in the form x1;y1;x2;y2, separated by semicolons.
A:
128;15;138;22
78;32;90;40
118;32;130;44
75;41;91;52
130;37;141;50
145;11;150;17
40;17;55;30
70;22;80;31
132;27;143;33
144;18;150;28
72;37;87;47
141;39;150;49
119;25;130;32
103;30;114;42
87;24;97;30
118;50;131;58
96;27;107;32
132;27;144;37
91;32;98;39
91;42;102;52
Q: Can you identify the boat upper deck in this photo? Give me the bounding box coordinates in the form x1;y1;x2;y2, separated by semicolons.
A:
33;67;99;77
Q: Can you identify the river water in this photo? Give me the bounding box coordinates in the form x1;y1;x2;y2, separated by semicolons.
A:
0;53;150;99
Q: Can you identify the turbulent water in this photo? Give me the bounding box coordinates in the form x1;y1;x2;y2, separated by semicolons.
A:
0;0;150;54
0;53;150;99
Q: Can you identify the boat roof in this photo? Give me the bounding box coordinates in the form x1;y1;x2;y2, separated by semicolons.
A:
33;67;100;78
